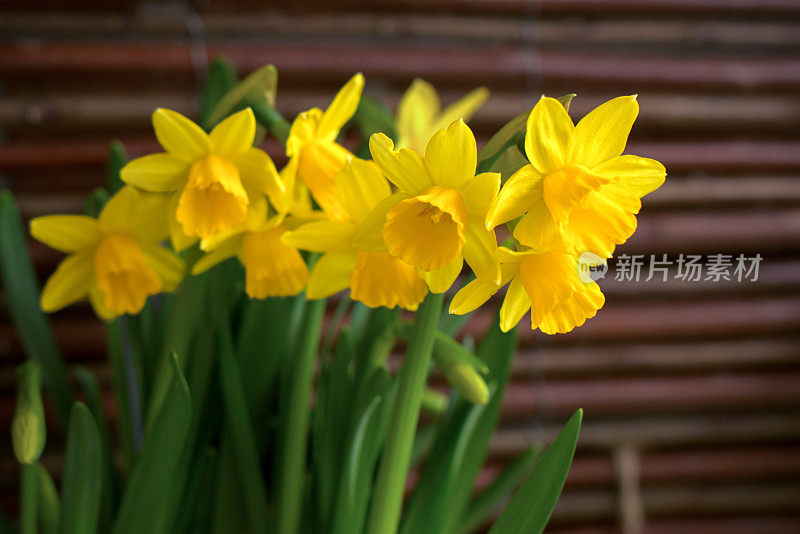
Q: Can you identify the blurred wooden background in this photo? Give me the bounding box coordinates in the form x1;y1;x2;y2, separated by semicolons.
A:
1;1;800;532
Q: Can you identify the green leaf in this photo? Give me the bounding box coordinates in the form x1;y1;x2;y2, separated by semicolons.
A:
73;366;118;531
488;409;583;534
107;141;128;193
173;446;217;534
82;187;110;218
216;323;270;532
62;402;102;534
112;354;192;534
0;189;73;428
201;56;238;130
353;95;397;140
556;93;576;112
459;444;542;533
207;64;277;129
36;464;61;534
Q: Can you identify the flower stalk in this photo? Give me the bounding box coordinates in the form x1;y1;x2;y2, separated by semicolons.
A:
366;291;445;534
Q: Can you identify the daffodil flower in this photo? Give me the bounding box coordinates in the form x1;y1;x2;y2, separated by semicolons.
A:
191;197;308;299
486;96;666;258
283;157;428;310
284;73;365;221
396;78;489;153
355;119;500;294
120;107;284;250
30;186;185;319
450;247;604;334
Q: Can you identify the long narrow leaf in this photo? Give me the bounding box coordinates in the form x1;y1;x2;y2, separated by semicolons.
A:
0;190;73;427
460;444;542;533
112;354;192;534
488;409;583;534
61;403;102;534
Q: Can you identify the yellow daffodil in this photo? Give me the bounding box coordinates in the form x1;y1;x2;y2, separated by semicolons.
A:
191;197;308;299
285;73;365;221
486;96;666;258
283;157;428;310
450;247;604;334
120;107;284;250
355;119;500;294
396;78;489;153
30;186;185;319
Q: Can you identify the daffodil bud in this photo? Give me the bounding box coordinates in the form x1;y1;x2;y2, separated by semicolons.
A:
421;388;449;415
431;332;490;405
440;363;489;405
12;361;47;465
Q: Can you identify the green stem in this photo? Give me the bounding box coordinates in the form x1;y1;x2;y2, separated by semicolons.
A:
251;102;291;144
276;298;326;534
366;292;445;534
20;463;38;534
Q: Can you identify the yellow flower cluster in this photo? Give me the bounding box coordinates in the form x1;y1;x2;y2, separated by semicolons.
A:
31;74;664;334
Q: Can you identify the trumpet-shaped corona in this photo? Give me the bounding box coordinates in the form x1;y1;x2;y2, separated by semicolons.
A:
94;233;162;315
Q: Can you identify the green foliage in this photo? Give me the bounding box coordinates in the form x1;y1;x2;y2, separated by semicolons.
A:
0;190;73;428
489;410;582;534
62;403;102;534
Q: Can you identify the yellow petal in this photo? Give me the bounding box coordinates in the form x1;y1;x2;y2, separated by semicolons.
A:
306;249;357;299
518;251;582;326
395;78;440;152
120;153;189;192
525;96;574;175
351;192;409;252
424;255;463;294
512;200;560;253
560;182;641;258
593;154;666;198
499;276;530;332
282;220;356;253
297;140;351;221
316;73;365;141
538;282;604;334
424;119;477;189
461;172;500;219
30;215;100;253
572;95;638;168
191;236;240;275
152;108;210;160
209;108;255;159
463;218;499;282
350;251;428;310
485;164;544;229
369;133;432;194
236;147;285;208
432;86;489;132
336;158;391;224
383;186;467;271
140;242;185;291
449;273;500;315
40;251;94;312
99;186;171;241
286;108;323;158
241;227;309;298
